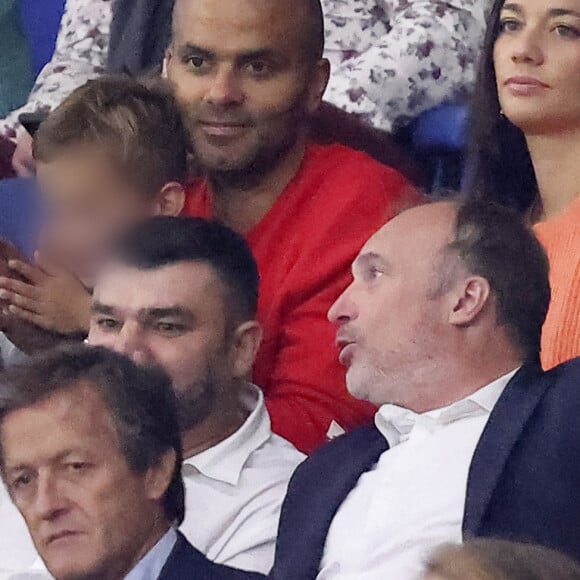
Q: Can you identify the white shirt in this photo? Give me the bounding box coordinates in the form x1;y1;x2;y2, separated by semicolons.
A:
0;483;51;580
318;369;519;580
0;385;303;579
180;383;305;574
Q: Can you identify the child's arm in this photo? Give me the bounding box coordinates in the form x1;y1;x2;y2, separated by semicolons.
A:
0;252;91;336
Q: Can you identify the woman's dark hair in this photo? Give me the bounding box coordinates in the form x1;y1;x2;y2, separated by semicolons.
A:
465;0;539;213
0;345;185;525
427;539;580;580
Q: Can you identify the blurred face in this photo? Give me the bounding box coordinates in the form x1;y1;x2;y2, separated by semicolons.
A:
328;204;458;409
1;384;165;580
89;262;238;430
37;147;161;288
494;0;580;134
166;0;328;177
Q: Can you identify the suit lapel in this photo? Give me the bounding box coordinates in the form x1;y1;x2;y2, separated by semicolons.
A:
158;532;206;580
274;424;388;579
463;362;549;535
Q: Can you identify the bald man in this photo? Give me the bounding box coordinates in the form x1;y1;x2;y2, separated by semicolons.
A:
167;0;416;453
270;198;580;579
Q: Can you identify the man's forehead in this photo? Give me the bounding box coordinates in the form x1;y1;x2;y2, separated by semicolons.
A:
93;261;218;314
173;0;307;50
359;203;458;260
2;384;113;446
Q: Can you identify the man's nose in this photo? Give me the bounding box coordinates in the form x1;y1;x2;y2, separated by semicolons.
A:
111;324;148;367
205;66;245;106
328;284;358;324
34;472;68;521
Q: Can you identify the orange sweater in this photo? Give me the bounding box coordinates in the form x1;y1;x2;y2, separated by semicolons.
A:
534;196;580;369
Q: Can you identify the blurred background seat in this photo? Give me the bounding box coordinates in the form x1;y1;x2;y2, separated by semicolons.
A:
19;0;66;76
400;104;469;192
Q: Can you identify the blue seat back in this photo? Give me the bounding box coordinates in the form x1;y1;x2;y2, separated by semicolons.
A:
406;104;468;191
19;0;66;77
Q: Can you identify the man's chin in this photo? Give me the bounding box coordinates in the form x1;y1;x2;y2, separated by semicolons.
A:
345;368;370;403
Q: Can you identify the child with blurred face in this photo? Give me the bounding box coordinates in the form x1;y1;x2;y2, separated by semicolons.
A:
0;76;189;353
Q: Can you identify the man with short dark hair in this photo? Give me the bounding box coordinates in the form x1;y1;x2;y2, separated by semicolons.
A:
168;0;418;453
270;198;580;579
0;345;263;580
88;217;304;573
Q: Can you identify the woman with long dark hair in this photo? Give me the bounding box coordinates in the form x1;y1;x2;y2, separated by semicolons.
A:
466;0;580;369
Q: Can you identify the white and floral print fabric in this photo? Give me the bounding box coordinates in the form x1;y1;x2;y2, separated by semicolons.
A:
0;0;112;138
322;0;488;131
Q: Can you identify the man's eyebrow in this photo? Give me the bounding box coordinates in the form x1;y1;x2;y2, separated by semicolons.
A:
141;307;195;322
5;449;81;475
91;301;116;315
236;48;283;62
352;251;390;272
177;43;215;59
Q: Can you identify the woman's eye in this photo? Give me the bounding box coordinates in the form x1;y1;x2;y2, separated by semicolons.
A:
555;25;580;39
499;19;522;33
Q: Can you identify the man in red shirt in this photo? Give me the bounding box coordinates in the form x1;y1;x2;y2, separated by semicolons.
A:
166;0;416;453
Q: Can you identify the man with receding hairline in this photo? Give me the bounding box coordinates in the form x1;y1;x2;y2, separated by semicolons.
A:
168;0;417;453
270;198;580;579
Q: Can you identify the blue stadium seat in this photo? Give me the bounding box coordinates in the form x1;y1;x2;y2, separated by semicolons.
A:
19;0;66;76
0;178;41;256
407;104;468;191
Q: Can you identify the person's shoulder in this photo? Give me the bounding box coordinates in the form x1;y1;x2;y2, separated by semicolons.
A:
543;357;580;397
307;142;407;183
293;143;418;230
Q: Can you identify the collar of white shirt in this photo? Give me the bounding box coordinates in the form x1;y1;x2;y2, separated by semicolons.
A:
183;383;270;486
124;527;177;580
375;368;521;448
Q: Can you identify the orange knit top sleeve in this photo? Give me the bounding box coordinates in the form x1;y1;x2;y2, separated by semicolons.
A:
534;196;580;370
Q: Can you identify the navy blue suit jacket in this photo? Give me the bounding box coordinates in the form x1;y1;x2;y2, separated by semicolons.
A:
269;359;580;579
159;533;265;580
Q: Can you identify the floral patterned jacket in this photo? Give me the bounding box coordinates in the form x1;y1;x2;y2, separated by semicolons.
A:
322;0;489;131
0;0;112;138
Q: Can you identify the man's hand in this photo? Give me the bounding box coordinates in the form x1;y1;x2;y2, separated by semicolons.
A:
11;132;35;178
0;252;91;336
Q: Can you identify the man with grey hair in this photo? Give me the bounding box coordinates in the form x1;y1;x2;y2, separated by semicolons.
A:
0;345;263;580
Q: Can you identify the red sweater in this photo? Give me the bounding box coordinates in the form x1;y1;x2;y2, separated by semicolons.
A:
183;143;414;453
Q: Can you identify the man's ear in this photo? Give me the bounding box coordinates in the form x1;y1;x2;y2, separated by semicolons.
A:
145;448;177;503
154;182;185;217
230;321;263;380
306;58;331;114
448;276;491;326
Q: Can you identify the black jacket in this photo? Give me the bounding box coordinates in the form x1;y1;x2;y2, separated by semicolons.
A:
269;359;580;579
159;532;265;580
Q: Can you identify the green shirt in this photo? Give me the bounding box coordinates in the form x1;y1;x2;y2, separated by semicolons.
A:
0;0;33;118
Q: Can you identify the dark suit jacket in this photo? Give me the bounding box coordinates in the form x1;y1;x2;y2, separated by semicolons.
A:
159;533;265;580
270;358;580;579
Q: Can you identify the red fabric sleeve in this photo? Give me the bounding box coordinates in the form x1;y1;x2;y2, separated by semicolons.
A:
262;168;416;453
